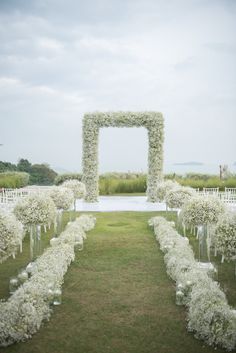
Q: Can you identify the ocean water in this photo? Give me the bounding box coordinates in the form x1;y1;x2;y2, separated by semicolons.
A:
163;164;236;176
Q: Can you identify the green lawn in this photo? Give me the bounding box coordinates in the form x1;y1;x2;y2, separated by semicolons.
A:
0;212;235;353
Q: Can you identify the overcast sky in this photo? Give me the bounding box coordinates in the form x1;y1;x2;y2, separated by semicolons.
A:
0;0;235;174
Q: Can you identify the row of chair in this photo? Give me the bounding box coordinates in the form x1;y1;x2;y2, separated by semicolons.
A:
201;187;236;194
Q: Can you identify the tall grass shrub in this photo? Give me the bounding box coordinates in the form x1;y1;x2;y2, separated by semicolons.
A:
0;172;29;188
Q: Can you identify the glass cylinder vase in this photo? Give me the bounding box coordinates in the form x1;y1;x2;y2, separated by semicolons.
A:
197;224;211;263
176;290;184;306
18;269;28;284
53;288;62;305
9;277;19;294
30;224;42;261
55;209;63;237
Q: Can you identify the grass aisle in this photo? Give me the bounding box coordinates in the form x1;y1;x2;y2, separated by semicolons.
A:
2;212;229;353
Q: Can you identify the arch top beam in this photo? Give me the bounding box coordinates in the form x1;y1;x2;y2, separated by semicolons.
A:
82;111;164;202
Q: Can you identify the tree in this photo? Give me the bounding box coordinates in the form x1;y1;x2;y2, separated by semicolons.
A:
29;164;57;185
0;161;17;172
17;159;32;173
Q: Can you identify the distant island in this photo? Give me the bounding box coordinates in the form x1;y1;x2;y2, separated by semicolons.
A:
173;161;204;166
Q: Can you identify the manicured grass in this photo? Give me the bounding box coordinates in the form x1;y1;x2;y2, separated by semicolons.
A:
0;212;235;353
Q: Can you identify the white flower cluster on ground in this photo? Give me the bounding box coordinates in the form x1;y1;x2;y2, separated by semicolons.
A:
74;214;96;232
49;186;74;210
156;180;179;202
165;186;196;209
62;179;86;199
180;195;225;228
215;211;236;262
149;216;236;351
13;193;56;227
0;210;25;264
0;214;96;347
82;112;164;202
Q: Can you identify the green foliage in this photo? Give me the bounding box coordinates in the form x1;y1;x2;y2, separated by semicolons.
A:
98;172;236;194
54;173;82;185
176;176;236;190
29;164;57;185
99;174;147;194
164;173;236;190
17;158;32;173
100;172;145;180
0;172;29;188
0;159;58;186
0;161;17;172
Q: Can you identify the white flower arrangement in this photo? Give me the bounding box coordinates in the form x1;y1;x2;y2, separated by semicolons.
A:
13;193;57;227
149;216;236;351
0;214;96;347
215;211;236;262
75;214;96;231
166;186;196;209
62;179;86;199
49;186;74;210
82;112;164;202
180;195;225;229
0;210;25;264
156;180;179;202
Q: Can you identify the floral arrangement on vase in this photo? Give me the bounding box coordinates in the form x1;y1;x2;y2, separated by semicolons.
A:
179;195;225;263
180;195;225;233
0;210;24;264
215;211;236;263
13;193;57;259
156;180;179;202
49;186;74;235
62;179;86;212
49;186;74;211
13;193;56;228
165;186;196;209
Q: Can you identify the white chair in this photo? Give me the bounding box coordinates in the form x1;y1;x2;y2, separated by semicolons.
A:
203;187;219;195
225;187;236;194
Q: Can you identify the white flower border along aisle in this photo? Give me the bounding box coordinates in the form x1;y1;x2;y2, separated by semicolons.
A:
0;214;96;347
149;217;236;351
82;111;164;202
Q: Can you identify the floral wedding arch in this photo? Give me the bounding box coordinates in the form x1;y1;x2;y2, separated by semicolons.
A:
82;112;164;202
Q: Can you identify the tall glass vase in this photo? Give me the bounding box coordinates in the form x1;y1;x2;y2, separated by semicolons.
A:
55;209;63;237
30;224;42;261
73;198;76;220
197;224;210;263
197;224;218;279
70;198;76;222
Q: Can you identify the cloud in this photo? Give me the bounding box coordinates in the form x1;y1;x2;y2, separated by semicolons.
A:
0;0;236;171
205;42;236;54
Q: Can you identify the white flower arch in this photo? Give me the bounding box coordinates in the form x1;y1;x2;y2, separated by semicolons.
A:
82;112;164;202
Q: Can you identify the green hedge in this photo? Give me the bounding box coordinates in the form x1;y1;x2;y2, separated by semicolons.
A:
0;172;30;188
